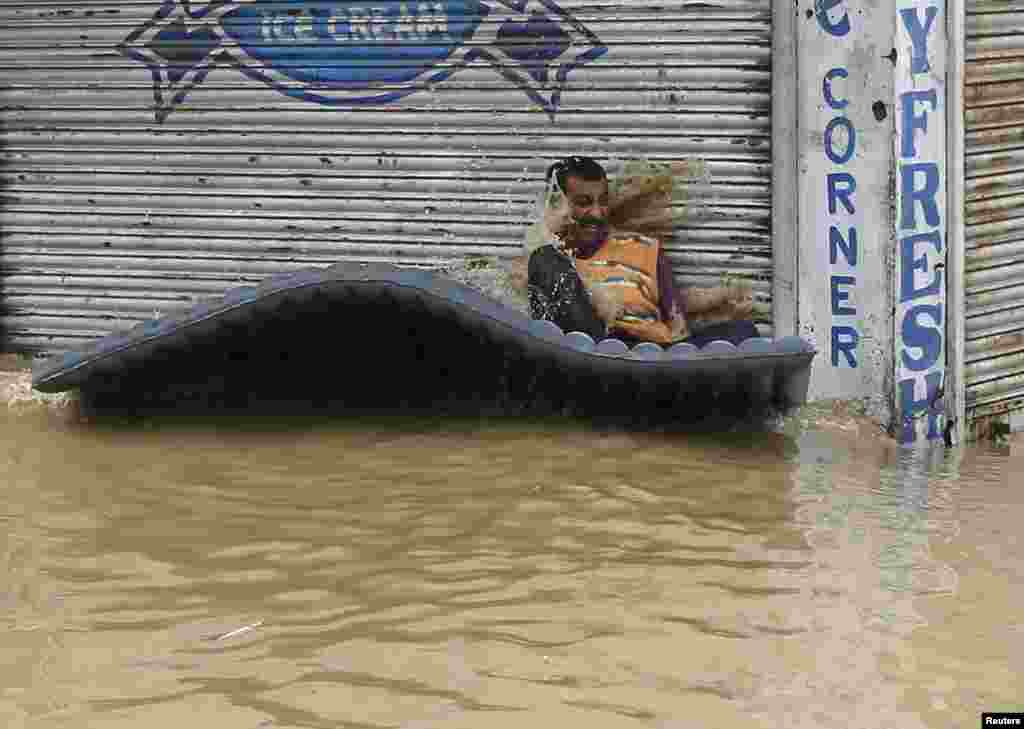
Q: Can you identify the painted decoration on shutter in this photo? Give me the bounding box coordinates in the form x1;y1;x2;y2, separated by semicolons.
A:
0;1;773;354
964;0;1024;431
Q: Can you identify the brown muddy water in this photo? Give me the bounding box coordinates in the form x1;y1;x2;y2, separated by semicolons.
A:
1;406;1021;729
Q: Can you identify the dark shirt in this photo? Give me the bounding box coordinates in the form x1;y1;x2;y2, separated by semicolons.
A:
655;248;684;322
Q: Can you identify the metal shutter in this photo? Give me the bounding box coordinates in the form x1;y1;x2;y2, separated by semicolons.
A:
0;0;773;354
964;0;1024;429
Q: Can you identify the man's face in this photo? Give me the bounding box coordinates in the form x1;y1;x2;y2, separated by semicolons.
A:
564;175;609;244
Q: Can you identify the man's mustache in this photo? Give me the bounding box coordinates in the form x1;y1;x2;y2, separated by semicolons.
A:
572;216;607;227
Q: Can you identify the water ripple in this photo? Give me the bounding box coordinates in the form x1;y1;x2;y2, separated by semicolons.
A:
1;413;1022;728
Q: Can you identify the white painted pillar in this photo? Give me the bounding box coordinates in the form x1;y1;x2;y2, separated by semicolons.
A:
945;0;966;447
795;0;896;419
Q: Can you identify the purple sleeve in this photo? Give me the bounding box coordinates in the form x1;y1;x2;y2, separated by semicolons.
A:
656;248;685;322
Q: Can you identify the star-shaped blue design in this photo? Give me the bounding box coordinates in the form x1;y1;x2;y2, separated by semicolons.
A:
117;0;230;122
470;0;607;115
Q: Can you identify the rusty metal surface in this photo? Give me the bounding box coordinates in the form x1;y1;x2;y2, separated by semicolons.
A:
0;1;774;354
965;0;1024;429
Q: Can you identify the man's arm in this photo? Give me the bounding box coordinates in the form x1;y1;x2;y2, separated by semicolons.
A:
657;249;755;333
657;248;689;316
685;281;755;318
655;249;690;341
527;247;606;340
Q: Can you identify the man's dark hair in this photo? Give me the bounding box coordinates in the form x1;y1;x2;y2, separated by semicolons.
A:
546;156;606;192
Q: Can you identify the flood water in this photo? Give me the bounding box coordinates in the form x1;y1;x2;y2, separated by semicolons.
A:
1;408;1020;729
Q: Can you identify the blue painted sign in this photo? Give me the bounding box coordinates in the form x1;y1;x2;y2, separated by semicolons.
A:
821;63;860;370
801;0;884;400
894;1;947;445
119;0;607;122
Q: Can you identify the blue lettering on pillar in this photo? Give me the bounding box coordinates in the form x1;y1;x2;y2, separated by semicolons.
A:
827;172;857;215
822;64;860;371
823;68;849;109
900;162;940;229
832;326;859;367
900;90;938;158
899;231;942;303
896;3;945;445
816;0;851;37
830;275;856;316
829;226;858;266
824;116;856;165
899;6;938;74
898;371;944;442
901;303;943;372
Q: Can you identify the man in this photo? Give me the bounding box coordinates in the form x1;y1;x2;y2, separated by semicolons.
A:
526;156;759;347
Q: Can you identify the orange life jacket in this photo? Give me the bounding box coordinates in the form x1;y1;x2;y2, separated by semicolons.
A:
573;232;674;345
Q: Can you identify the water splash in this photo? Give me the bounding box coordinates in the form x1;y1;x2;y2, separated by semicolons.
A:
437;255;531;315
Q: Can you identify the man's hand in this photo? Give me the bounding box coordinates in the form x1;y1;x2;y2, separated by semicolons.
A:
588;285;624;325
685;279;755;321
669;307;689;341
542;192;573;241
684;287;727;315
506;255;529;295
724;280;754;319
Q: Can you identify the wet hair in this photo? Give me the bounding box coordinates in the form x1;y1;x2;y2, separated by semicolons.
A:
545;156;607;192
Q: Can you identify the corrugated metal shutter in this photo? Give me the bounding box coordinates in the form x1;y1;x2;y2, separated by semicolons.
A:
964;0;1024;427
0;0;773;354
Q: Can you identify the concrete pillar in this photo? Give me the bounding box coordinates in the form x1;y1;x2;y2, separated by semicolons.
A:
781;0;953;444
